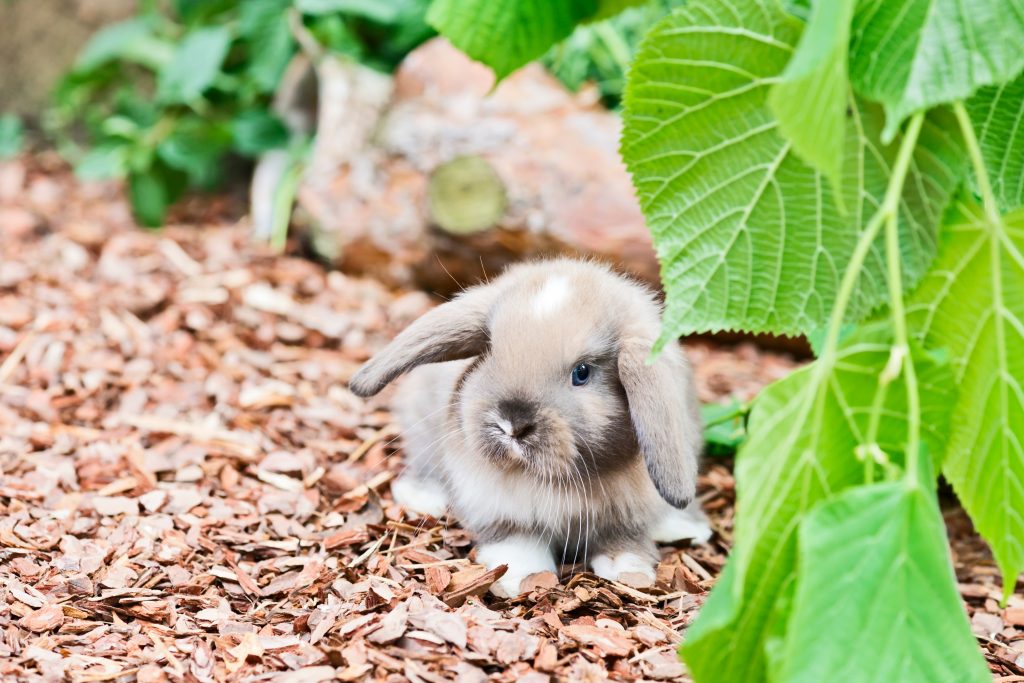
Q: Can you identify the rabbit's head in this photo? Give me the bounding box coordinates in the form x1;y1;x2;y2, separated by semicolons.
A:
349;259;701;508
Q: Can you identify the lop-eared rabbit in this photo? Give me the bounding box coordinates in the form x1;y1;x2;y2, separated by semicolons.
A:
350;259;710;596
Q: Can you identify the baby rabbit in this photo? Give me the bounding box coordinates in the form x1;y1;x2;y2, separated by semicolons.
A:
349;259;710;596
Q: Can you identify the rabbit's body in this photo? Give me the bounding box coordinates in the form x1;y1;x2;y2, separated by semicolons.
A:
351;259;710;596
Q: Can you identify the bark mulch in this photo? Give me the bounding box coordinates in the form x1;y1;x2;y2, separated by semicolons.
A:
0;154;1021;681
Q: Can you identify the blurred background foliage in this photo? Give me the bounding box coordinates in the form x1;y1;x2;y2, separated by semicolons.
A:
5;0;680;227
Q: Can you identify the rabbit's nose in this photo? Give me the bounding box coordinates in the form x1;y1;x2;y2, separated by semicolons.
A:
497;399;537;439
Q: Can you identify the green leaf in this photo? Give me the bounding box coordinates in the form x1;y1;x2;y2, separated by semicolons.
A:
157;26;233;103
75;143;131;181
76;18;175;72
240;0;295;93
427;0;601;79
621;0;965;345
965;73;1024;212
173;0;234;24
778;481;989;683
157;118;232;188
806;322;856;358
682;324;956;682
768;0;855;196
128;163;187;228
590;0;649;21
0;114;24;159
849;0;1024;141
230;110;289;156
701;399;748;455
908;197;1024;601
296;0;400;22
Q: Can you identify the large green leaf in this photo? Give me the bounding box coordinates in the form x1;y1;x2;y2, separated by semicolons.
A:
157;26;233;103
621;0;964;345
778;481;989;683
682;325;955;682
849;0;1024;141
768;0;855;194
966;74;1024;212
908;197;1024;600
427;0;598;79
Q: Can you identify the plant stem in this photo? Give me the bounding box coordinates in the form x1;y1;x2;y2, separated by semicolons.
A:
593;23;633;77
952;102;1007;238
815;113;925;370
884;206;921;486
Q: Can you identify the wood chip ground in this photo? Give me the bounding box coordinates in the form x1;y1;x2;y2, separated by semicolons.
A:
1;155;1020;681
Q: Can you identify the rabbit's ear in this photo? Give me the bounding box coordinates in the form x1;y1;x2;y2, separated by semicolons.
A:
349;284;497;398
618;334;701;508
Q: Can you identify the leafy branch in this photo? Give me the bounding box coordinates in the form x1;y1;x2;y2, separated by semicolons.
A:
424;0;1024;680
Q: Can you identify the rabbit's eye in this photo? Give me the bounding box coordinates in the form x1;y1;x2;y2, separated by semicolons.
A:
571;363;591;386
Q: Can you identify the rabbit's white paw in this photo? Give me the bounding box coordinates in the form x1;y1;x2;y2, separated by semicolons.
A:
476;536;556;598
391;475;448;518
592;552;657;588
650;503;713;545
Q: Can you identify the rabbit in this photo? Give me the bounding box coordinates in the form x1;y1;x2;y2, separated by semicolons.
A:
349;258;711;597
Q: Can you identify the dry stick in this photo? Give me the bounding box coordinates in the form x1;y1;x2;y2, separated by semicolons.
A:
347;423;400;463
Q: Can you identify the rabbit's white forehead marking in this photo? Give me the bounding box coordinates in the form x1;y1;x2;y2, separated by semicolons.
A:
532;276;572;317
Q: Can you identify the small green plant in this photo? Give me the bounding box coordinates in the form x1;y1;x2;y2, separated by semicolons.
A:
426;0;1024;681
540;0;679;108
0;114;25;159
52;0;434;227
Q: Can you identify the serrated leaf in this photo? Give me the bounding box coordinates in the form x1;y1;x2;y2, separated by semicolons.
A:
778;481;989;683
908;197;1024;600
157;26;233;104
849;0;1024;141
426;0;600;80
621;0;965;345
768;0;855;195
682;324;955;682
966;73;1024;212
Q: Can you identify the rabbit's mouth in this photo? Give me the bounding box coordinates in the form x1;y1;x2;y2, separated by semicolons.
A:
485;421;533;462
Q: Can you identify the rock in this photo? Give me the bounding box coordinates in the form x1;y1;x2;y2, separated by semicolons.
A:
294;38;656;295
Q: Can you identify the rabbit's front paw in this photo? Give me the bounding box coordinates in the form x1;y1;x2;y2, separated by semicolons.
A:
650;502;713;545
391;474;448;518
476;536;556;598
592;552;656;588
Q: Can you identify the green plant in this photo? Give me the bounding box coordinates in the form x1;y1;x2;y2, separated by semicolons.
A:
540;0;679;108
425;0;1024;680
53;0;434;227
0;114;25;159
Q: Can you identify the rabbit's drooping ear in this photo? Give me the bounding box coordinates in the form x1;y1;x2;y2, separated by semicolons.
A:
349;284;498;398
618;334;701;509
